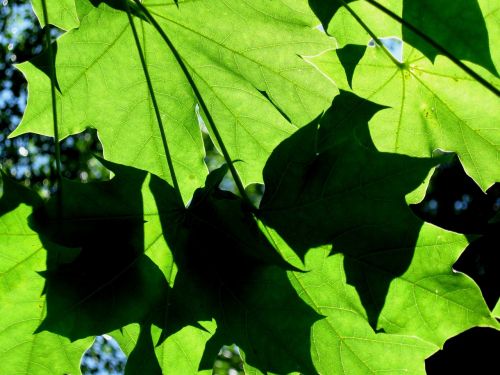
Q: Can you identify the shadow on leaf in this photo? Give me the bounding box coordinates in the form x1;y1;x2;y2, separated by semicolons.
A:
150;167;321;374
259;91;443;329
4;155;321;374
308;0;356;32
29;162;170;341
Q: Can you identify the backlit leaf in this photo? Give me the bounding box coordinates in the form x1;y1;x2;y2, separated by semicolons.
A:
260;92;499;348
309;0;500;190
0;174;91;374
13;0;337;202
31;0;79;31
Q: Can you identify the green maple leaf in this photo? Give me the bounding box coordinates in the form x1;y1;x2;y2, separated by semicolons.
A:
402;0;497;75
13;0;337;202
311;0;498;75
3;1;499;373
113;323;215;375
29;160;177;341
493;299;500;319
14;159;316;374
0;174;92;374
230;230;438;375
146;166;320;374
307;0;500;191
259;92;499;348
292;247;437;374
31;0;79;31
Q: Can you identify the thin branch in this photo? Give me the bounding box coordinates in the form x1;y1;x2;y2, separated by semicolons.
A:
131;0;255;210
339;0;404;68
40;0;62;214
362;0;500;96
124;2;183;205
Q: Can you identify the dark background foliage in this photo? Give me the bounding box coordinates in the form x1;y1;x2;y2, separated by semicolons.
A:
0;1;498;374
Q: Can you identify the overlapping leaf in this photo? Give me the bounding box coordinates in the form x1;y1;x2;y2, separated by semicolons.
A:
1;0;499;373
113;323;215;375
402;0;497;75
31;0;79;30
145;166;321;374
31;163;173;341
494;299;500;319
259;91;499;348
13;0;337;202
0;174;91;374
2;158;321;373
292;248;437;375
241;228;440;375
308;0;500;191
312;0;498;74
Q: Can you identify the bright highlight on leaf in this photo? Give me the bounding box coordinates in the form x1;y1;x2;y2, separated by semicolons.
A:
14;0;337;202
1;0;499;373
31;0;79;31
309;0;500;191
259;91;499;346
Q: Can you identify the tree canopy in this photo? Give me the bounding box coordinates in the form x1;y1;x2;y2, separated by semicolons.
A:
0;0;499;374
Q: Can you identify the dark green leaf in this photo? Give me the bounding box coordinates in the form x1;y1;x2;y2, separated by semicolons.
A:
402;0;498;76
260;91;498;345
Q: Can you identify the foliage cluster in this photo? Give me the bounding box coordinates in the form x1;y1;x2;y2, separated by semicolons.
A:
0;0;499;374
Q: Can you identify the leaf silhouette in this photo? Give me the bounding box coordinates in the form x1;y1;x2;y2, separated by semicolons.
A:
310;0;500;190
29;161;173;341
1;1;499;373
8;157;317;373
150;167;320;374
402;0;497;75
0;174;92;374
259;91;499;345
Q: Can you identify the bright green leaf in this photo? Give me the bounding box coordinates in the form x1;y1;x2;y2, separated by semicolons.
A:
260;91;499;348
114;323;215;375
31;0;79;31
292;248;438;374
0;176;91;374
310;45;500;191
13;0;337;202
377;223;500;344
310;0;500;191
493;299;500;319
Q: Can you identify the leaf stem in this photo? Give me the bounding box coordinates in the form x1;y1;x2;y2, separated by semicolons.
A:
362;0;500;96
124;2;183;205
131;0;255;210
40;0;62;213
338;0;403;67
